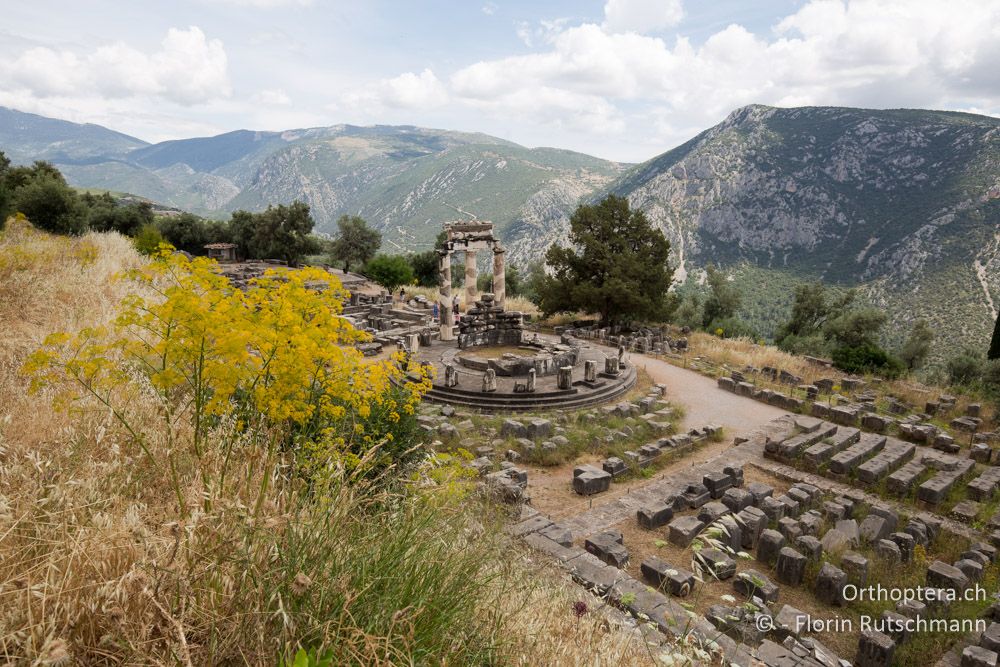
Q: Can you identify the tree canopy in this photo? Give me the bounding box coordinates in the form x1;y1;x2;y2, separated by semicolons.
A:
10;167;87;235
408;250;440;287
331;215;381;273
536;195;674;324
364;254;414;293
900;319;934;370
230;202;318;266
702;264;742;329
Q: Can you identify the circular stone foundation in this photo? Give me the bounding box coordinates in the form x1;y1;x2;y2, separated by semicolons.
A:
454;342;578;377
414;335;636;412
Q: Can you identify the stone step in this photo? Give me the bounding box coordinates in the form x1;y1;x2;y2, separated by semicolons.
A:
421;365;637;412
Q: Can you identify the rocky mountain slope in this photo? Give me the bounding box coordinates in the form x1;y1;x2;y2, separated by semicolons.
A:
601;105;1000;351
2;104;998;355
0;108;624;251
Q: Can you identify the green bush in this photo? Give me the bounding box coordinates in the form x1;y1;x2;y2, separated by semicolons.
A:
947;348;983;386
133;223;166;255
776;333;830;357
832;343;905;377
706;316;758;340
363;254;415;293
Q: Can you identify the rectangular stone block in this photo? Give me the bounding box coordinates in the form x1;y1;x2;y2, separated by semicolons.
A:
641;556;695;597
829;433;887;475
737;506;768;549
761;496;786;521
569;552;619;595
917;471;959;505
722;487;754;513
886;461;925;495
637;503;674;529
856;439;915;484
668;516;705;547
573;467;612;495
584;530;629;568
703;471;733;499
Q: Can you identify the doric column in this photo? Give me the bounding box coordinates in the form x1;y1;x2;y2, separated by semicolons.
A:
492;244;505;309
465;249;478;306
438;250;454;341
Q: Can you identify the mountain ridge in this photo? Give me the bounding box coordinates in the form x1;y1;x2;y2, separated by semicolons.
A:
2;103;998;357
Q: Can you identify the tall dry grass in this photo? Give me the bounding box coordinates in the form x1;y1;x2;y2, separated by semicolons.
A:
683;330;986;418
0;220;687;665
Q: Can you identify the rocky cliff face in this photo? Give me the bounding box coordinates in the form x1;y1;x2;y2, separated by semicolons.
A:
601;105;1000;352
3;104;999;355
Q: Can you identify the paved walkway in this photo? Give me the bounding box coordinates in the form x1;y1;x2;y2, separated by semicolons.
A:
629;352;789;436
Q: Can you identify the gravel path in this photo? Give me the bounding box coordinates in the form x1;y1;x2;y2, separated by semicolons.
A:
629;353;789;435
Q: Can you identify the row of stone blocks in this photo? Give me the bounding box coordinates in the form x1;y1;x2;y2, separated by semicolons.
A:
507;511;753;665
630;465;749;539
771;416;995;509
500;417;553;440
598;386;667;419
511;500;997;665
603;425;721;479
717;375;805;412
722;371;983;463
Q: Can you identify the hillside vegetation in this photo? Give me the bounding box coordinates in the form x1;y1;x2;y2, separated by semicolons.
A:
4;104;999;359
0;108;624;253
0;219;666;665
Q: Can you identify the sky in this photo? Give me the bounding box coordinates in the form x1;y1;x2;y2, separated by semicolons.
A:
1;0;999;162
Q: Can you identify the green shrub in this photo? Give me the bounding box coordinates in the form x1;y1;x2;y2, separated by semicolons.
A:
947;348;983;386
707;316;758;340
364;254;415;293
831;343;905;377
776;332;829;357
133;223;166;255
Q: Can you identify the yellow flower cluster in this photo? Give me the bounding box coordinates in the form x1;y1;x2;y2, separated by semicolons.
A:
24;245;431;478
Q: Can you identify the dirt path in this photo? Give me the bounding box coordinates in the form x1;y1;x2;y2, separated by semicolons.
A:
629;353;789;435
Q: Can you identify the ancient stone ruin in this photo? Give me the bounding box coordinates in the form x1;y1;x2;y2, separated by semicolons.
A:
436;221;507;342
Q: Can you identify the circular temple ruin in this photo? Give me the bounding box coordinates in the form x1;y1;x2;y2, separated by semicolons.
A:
407;220;635;412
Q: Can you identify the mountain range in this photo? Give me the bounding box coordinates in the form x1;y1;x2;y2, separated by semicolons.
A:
2;104;998;357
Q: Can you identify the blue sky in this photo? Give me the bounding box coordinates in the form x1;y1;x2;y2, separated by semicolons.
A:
1;0;998;162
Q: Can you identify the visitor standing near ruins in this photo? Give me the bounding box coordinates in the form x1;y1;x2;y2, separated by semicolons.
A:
432;302;439;321
399;287;406;302
453;296;460;316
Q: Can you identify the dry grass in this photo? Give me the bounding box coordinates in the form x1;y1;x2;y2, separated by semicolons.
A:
0;221;698;665
681;330;992;421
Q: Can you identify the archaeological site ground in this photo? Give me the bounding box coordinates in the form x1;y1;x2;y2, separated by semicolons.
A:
307;220;1000;667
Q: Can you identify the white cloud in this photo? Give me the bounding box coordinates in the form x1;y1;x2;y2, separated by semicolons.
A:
441;0;1000;158
252;88;292;106
482;2;497;16
206;0;313;7
602;0;684;34
343;69;449;110
0;27;230;106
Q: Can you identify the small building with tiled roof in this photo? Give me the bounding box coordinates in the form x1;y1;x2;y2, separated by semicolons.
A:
204;242;237;262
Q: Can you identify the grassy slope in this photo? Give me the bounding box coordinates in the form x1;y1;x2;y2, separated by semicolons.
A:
0;221;673;665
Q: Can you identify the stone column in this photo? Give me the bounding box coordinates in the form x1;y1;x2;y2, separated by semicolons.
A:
465;249;478;307
557;366;573;390
492;244;506;309
584;359;596;383
438;250;454;341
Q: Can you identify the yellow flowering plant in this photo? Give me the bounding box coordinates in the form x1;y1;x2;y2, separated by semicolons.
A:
24;245;431;514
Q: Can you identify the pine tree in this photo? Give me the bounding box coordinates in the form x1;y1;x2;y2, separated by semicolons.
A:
536;195;673;324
